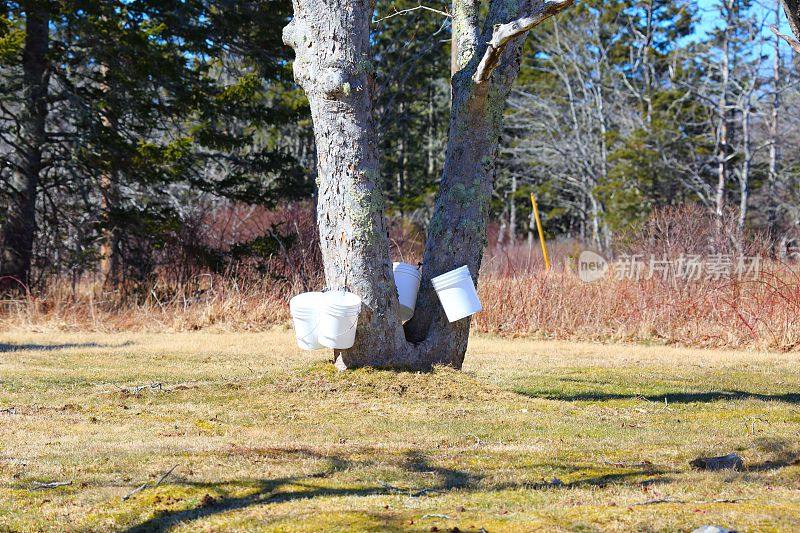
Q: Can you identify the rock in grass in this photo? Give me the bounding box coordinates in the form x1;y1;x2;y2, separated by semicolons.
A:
690;453;744;471
692;526;737;533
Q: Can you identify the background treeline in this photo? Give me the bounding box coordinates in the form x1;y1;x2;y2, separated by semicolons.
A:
1;0;799;295
0;0;313;291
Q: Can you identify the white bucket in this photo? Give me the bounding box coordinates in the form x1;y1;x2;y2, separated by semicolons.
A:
318;291;362;349
393;262;421;323
290;292;326;350
431;265;482;322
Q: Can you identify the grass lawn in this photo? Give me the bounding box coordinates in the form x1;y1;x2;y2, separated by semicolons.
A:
1;328;799;532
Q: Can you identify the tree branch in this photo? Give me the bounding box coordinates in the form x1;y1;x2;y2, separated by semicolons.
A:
373;4;451;24
473;0;574;83
770;25;800;54
781;0;800;41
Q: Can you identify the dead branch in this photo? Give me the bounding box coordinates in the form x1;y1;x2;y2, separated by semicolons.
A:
32;480;72;489
473;0;574;83
122;464;178;501
374;4;451;23
632;497;751;506
122;482;149;501
770;25;800;53
117;382;163;395
601;460;655;469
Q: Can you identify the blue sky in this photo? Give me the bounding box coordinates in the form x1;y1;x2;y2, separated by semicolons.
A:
695;0;792;41
691;0;796;62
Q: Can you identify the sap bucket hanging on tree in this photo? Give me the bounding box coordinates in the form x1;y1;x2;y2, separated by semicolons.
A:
431;265;482;322
289;292;326;350
318;291;362;349
392;262;421;323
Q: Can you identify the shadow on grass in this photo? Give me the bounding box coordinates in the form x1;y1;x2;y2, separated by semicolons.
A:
747;438;800;471
123;449;662;532
514;388;800;404
0;341;134;352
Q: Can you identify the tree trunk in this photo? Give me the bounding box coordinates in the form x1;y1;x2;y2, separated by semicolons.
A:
0;3;49;291
508;175;517;245
284;0;572;370
283;0;406;368
715;2;732;219
768;2;781;233
737;102;751;240
98;63;122;288
498;204;508;248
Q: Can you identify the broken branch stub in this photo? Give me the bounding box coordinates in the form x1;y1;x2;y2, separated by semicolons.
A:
473;0;574;83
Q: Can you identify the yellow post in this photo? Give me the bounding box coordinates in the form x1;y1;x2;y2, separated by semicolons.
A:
530;192;551;271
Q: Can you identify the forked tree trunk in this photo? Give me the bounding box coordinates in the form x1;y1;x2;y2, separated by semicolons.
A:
0;3;49;290
284;0;572;370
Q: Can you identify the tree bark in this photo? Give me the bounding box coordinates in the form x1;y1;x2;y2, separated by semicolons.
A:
451;0;480;76
283;0;406;368
0;2;49;291
284;0;572;370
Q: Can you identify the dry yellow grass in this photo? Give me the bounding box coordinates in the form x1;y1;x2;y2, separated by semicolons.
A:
1;329;799;531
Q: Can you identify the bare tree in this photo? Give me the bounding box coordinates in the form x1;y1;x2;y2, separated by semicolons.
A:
502;11;622;249
283;0;573;369
714;1;735;219
768;0;783;231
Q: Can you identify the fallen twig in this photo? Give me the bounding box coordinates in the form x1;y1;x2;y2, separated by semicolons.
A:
153;464;178;485
632;497;752;506
131;382;163;394
122;482;149;501
421;513;451;519
122;464;178;501
602;460;655;469
32;480;72;489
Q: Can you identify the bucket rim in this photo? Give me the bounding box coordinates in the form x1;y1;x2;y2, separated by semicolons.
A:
393;262;421;277
323;290;361;305
290;291;325;310
323;306;361;316
431;265;472;287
